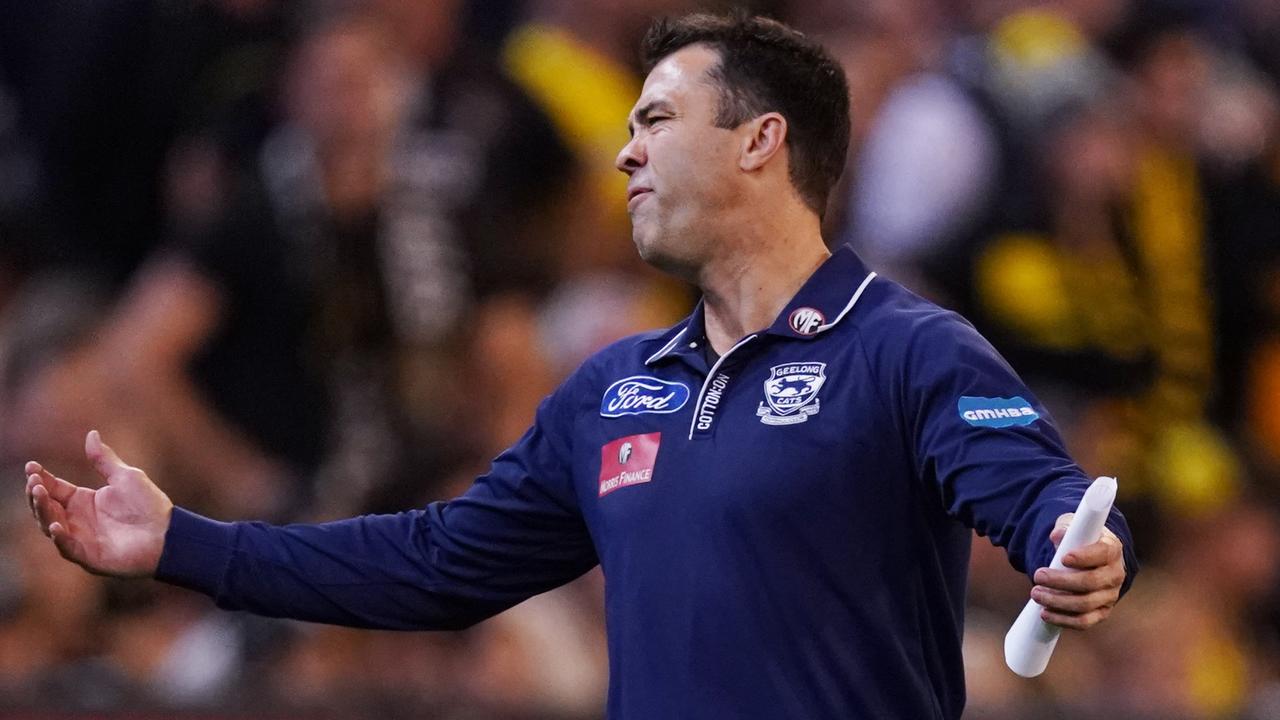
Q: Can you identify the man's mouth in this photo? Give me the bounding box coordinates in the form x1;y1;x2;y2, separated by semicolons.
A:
627;187;653;209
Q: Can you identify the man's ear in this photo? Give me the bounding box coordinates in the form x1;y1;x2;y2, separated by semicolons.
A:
739;112;788;172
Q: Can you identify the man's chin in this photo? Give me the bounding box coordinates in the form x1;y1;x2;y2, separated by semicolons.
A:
634;237;696;281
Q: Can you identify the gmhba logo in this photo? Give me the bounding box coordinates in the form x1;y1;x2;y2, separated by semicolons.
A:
958;396;1040;428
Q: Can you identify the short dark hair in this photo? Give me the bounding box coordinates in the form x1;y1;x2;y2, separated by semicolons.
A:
640;13;851;217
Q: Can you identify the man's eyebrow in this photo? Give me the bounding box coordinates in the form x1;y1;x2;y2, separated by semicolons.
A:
627;100;674;137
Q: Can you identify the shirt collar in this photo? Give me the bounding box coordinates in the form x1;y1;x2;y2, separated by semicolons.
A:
644;299;708;365
764;244;877;340
645;245;878;365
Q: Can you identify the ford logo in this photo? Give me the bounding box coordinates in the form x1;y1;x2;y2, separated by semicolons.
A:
600;376;691;418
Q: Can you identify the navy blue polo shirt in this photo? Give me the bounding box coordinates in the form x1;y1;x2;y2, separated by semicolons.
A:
157;245;1138;719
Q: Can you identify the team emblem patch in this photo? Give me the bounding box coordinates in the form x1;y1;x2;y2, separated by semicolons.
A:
757;362;827;425
599;432;661;497
601;376;691;417
958;396;1041;428
788;307;826;335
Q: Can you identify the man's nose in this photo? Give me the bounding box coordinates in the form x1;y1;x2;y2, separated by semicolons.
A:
615;135;644;174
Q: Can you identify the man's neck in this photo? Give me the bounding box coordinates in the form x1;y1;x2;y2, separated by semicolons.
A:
698;224;830;357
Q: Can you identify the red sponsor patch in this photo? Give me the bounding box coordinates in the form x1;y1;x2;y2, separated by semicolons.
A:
599;432;661;497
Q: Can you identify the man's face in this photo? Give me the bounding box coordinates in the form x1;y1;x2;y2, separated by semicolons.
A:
615;45;743;277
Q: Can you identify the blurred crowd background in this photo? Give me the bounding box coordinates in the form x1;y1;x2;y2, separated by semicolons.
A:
0;0;1278;718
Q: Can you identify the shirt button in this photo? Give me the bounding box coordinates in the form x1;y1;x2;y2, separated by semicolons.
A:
689;341;698;348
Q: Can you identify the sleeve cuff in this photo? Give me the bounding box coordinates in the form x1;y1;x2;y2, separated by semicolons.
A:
154;506;238;598
1022;504;1140;598
1105;514;1140;598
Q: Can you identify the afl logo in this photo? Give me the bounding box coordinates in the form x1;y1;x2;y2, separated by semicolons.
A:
618;442;633;464
788;307;826;335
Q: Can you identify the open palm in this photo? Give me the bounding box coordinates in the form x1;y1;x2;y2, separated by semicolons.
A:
25;430;173;578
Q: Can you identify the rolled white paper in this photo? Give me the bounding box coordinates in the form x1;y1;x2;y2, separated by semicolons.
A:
1004;476;1117;678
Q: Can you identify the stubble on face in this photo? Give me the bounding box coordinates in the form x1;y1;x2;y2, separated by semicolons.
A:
621;45;742;282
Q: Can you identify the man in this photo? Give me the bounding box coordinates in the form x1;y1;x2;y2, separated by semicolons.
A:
24;14;1136;719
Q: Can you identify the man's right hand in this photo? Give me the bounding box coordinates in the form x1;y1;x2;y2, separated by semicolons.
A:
24;430;173;578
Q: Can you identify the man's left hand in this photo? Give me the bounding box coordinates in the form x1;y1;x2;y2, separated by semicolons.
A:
1030;512;1126;630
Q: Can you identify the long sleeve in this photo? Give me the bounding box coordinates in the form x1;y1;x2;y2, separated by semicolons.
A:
155;388;598;630
892;307;1139;595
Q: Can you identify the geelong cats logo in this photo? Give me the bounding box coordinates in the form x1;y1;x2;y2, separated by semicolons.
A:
757;362;827;426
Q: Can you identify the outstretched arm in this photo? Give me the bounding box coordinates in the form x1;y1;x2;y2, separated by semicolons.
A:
24;392;597;631
154;399;598;630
